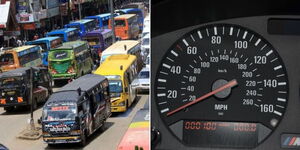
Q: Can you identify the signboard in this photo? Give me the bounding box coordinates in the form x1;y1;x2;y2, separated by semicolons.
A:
16;13;35;23
23;23;36;30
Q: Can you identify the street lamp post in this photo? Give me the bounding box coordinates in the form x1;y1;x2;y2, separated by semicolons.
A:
109;0;116;43
78;0;82;20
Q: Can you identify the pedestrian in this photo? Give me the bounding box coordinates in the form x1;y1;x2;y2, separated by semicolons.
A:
17;38;22;46
33;34;39;40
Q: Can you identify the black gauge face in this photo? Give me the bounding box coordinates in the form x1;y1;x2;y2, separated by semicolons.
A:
154;24;289;148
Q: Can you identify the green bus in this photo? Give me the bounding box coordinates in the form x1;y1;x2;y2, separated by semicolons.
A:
48;41;93;83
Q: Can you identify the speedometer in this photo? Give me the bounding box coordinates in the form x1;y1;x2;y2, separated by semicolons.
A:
154;24;289;148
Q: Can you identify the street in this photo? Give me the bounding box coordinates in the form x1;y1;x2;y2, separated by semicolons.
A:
0;85;148;150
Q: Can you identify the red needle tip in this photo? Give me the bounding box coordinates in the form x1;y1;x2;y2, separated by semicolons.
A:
166;79;238;116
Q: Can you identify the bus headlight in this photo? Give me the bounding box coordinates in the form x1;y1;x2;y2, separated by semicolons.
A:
67;66;75;73
51;69;58;74
118;101;125;106
70;130;81;135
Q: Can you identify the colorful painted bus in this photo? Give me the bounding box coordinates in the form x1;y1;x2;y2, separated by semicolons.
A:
25;37;63;66
117;98;149;150
100;40;143;72
48;41;93;83
64;19;97;37
42;74;111;146
94;54;138;112
82;29;113;66
46;28;79;42
108;14;139;40
116;8;144;32
0;45;43;72
84;13;117;29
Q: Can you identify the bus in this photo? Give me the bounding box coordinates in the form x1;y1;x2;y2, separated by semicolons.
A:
48;41;93;83
117;98;149;150
42;74;111;146
109;14;139;40
46;28;79;42
116;8;144;32
0;67;52;112
25;37;63;66
0;45;43;72
100;40;143;72
84;13;117;29
64;19;97;37
94;54;138;112
82;29;113;66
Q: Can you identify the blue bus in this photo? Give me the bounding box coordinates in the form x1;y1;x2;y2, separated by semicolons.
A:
25;37;63;66
84;13;118;29
46;28;79;42
64;19;97;37
116;8;144;32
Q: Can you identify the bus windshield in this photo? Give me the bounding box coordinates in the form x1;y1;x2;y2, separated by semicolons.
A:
43;105;76;121
108;80;123;95
0;77;22;88
0;53;14;67
115;20;126;27
84;37;100;46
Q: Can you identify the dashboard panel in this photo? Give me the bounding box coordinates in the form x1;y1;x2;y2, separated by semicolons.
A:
151;16;300;150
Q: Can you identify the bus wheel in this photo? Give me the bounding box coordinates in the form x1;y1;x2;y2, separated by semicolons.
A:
4;106;14;112
126;100;129;109
79;132;87;147
33;98;38;110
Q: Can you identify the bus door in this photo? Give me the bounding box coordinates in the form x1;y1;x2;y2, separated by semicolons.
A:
90;92;102;131
125;72;135;105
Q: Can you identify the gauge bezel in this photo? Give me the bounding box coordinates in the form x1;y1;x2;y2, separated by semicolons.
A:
153;23;290;149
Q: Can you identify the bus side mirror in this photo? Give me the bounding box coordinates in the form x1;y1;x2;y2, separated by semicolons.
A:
124;87;128;93
75;116;80;123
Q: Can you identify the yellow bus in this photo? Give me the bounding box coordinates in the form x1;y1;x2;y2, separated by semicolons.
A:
0;45;43;72
94;54;138;112
100;40;143;72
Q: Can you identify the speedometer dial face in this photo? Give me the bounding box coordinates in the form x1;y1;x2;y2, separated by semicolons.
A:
155;24;289;148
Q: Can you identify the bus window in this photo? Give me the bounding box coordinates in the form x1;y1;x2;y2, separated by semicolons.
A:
19;51;40;66
50;39;62;49
105;36;113;46
85;37;100;46
68;31;79;41
0;54;14;66
35;43;47;51
115;20;126;27
103;20;109;27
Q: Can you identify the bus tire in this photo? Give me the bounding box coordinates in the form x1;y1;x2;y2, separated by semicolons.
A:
126;100;129;109
4;106;14;112
79;131;87;147
33;98;38;110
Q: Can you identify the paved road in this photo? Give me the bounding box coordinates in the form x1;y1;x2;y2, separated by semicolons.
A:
0;85;149;150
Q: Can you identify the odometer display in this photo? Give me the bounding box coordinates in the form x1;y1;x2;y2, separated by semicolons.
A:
155;24;289;148
183;121;258;147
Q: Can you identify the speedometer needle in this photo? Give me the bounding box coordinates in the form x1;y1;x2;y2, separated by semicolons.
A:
166;79;238;116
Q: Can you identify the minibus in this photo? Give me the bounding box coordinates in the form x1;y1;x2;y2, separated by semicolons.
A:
94;54;138;112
